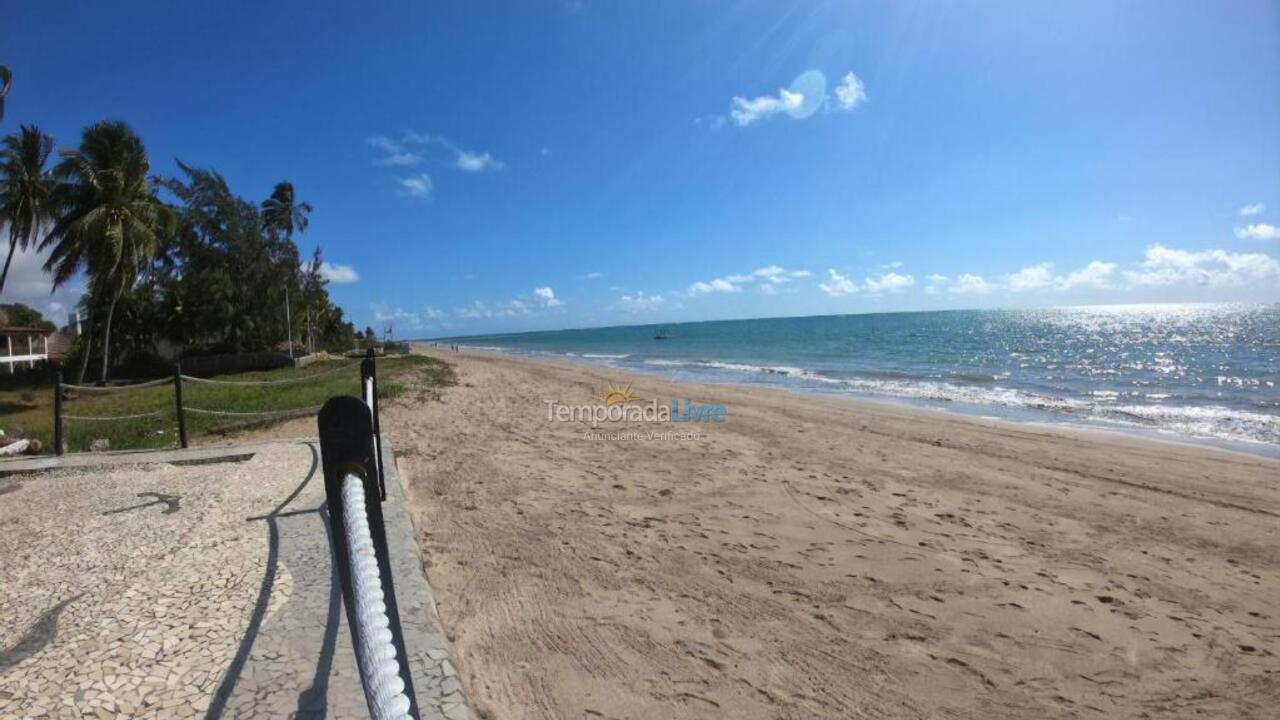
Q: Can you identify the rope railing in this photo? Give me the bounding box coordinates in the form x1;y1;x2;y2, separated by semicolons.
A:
179;360;358;386
318;352;419;720
182;404;325;417
61;376;175;391
50;356;377;454
341;473;412;720
63;409;170;422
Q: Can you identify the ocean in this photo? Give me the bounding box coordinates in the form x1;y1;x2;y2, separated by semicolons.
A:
433;304;1280;455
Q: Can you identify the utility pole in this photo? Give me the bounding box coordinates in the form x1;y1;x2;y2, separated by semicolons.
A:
284;285;294;359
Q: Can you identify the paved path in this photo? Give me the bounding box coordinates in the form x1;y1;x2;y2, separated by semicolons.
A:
0;440;471;720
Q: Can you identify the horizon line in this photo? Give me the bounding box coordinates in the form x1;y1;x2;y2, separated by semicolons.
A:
415;300;1275;342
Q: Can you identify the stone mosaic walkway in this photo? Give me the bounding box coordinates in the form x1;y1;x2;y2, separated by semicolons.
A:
0;440;471;720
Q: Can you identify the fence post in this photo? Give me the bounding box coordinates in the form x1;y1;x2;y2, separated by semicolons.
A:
53;370;64;456
173;363;189;449
361;348;386;501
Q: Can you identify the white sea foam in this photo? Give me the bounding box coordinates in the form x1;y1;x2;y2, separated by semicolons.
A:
643;358;686;367
633;357;1278;446
642;358;817;377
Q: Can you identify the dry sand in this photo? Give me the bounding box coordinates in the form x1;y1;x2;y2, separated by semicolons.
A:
292;347;1280;718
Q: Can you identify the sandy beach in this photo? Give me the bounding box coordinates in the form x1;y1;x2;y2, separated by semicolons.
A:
368;347;1279;719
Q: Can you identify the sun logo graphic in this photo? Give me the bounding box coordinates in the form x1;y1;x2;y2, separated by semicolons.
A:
594;383;638;405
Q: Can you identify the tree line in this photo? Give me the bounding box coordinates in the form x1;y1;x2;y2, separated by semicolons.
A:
0;120;358;383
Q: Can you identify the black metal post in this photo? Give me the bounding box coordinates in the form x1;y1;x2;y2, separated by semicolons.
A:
53;371;63;456
361;348;386;501
317;396;420;720
173;363;188;449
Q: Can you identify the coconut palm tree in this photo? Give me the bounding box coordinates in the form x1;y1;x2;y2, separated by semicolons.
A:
41;121;171;384
261;181;311;239
0;125;55;296
261;181;310;352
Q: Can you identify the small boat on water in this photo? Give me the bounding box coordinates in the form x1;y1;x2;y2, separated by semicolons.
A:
653;328;673;340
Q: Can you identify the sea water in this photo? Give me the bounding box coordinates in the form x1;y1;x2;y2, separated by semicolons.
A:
434;304;1280;455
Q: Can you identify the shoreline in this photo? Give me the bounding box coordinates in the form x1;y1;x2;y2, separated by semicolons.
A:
386;346;1280;720
443;343;1280;460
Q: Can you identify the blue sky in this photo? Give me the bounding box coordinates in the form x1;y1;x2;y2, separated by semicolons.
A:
4;1;1279;336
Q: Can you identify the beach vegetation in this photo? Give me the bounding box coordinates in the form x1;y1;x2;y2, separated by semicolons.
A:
0;354;451;453
0;120;361;384
0;125;56;298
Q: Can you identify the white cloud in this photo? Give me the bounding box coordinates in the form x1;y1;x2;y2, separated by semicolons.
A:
579;272;604;280
1005;263;1056;292
319;262;359;284
1239;202;1266;217
382;152;422;166
367;135;398;153
751;265;811;284
1235;223;1280;241
533;286;562;307
455;301;492;320
1060;261;1117;289
372;303;447;330
818;269;858;297
1027;261;1118;290
372;286;567;329
397;174;433;200
688;265;809;296
1124;245;1280;287
833;72;867;111
0;242;85;323
367;136;422;166
862;272;915;294
729;88;805;127
371;131;503;182
950;274;994;294
817;268;913;296
456;151;504;173
617;291;666;312
455;299;533;320
720;69;866;128
689;278;742;295
924;274;948;295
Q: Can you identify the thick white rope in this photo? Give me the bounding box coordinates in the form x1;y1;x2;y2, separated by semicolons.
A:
341;474;413;720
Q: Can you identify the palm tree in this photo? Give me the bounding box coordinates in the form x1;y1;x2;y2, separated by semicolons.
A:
0;125;55;297
41;121;171;384
261;181;311;239
261;182;310;352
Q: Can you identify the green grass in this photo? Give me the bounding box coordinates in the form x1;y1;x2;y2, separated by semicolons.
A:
0;355;455;454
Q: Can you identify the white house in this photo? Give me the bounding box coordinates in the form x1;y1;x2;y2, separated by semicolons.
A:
0;326;53;373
